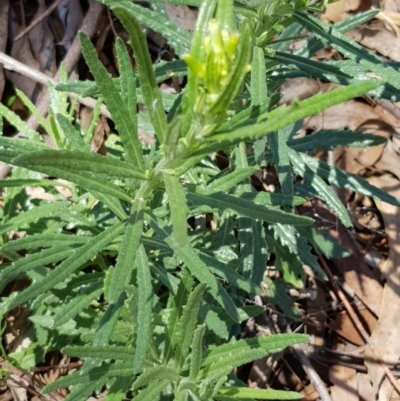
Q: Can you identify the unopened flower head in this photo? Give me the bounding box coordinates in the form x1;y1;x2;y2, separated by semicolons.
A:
183;19;240;111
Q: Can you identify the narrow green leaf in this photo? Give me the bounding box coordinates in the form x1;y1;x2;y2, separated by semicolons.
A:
109;204;144;303
89;190;128;220
42;362;133;393
79;293;127;376
288;130;386;152
293;11;400;90
240;192;305;207
0;202;69;236
133;244;153;373
295;151;400;207
15;88;52;134
295;9;380;58
134;379;170;401
264;277;300;318
62;384;99;401
251;46;268;105
186;187;313;226
115;37;137;123
238;217;268;285
112;2;191;57
163;172;189;247
0;136;48;151
189;324;206;380
63;345;134;361
149;212;240;322
5;221;125;312
270;51;352;83
0;178;70;189
39;167;132;201
110;6;168;144
198;252;261;295
200;349;268;381
165;269;194;362
56;113;86;150
271;237;305;288
52;282;104;328
202;334;308;367
269;130;293;207
153;60;188;83
175;283;206;370
197;167;258;195
217;101;274;132
289;149;351;227
216;387;301;400
0;103;41;140
1;233;88;252
79;32;144;168
168;242;240;322
270;224;327;280
134;366;180;390
12;150;147;180
0;247;72;292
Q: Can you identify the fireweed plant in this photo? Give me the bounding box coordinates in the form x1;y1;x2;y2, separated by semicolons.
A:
0;0;399;399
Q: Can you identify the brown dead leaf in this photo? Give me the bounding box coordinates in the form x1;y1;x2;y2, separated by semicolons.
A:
7;8;43;101
334;119;389;177
322;0;345;23
347;24;400;61
28;0;56;75
57;0;83;50
364;174;400;398
300;383;320;401
357;372;375;401
330;365;358;401
164;4;197;34
330;304;377;345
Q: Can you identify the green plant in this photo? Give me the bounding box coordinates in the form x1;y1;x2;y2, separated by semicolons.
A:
0;0;399;400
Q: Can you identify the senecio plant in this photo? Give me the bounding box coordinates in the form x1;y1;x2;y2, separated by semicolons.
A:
0;0;399;400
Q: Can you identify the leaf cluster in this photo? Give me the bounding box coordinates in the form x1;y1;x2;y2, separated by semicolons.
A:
0;0;397;400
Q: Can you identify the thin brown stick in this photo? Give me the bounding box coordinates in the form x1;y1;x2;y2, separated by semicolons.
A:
318;254;400;394
14;0;63;42
287;326;332;401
